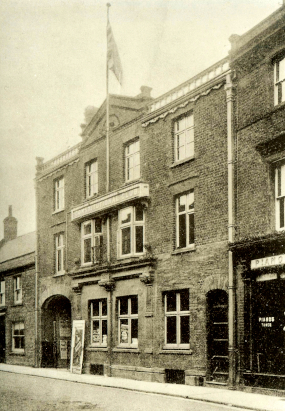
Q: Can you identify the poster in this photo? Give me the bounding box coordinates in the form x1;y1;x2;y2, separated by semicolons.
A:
70;320;85;374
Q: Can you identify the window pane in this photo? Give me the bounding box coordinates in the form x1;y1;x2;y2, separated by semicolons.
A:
84;223;92;235
135;206;144;221
281;165;285;196
179;214;186;248
84;238;92;263
102;299;107;316
178;195;186;212
57;249;62;272
166;316;176;344
178;117;185;131
187;191;194;210
102;320;107;344
122;227;131;255
280;198;285;229
180;289;189;311
180;316;190;344
92;320;100;343
131;319;138;341
186;114;194;128
121;208;132;224
166;291;177;312
95;218;102;233
120;297;128;315
135;226;144;253
92;301;99;317
279;58;285;82
131;296;138;314
189;213;195;244
120;319;128;343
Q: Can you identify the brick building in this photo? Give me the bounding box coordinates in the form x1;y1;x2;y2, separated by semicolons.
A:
229;5;285;391
34;3;285;392
0;206;36;366
35;55;233;386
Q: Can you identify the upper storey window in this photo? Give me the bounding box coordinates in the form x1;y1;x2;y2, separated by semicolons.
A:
176;190;195;249
118;205;144;257
14;275;22;304
0;280;5;306
81;218;103;265
276;163;285;231
274;56;285;106
174;113;194;162
125;140;140;182
86;160;98;198
54;177;64;212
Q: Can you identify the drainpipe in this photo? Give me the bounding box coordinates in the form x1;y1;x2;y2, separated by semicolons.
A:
34;179;39;368
225;73;236;388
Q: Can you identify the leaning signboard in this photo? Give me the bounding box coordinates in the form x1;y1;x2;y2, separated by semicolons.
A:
70;320;85;374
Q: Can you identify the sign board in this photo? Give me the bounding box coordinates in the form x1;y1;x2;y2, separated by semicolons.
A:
70;320;85;374
60;340;68;360
251;254;285;270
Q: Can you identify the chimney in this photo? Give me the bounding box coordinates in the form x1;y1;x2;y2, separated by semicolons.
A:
4;206;17;242
137;86;152;99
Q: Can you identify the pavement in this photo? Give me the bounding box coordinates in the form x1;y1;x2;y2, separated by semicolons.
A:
0;363;284;411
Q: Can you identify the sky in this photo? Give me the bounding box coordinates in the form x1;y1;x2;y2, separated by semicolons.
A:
0;0;281;238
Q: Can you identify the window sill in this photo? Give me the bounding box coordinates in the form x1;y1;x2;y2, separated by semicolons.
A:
12;303;23;307
117;254;145;261
170;156;195;168
113;347;140;353
9;351;25;356
160;348;192;355
52;209;65;215
53;272;66;278
87;346;108;352
123;178;142;187
172;246;196;255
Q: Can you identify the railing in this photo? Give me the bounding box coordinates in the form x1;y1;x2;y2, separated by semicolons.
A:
149;58;229;113
40;143;81;172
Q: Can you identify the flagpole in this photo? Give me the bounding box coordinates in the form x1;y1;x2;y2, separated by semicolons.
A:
106;3;111;193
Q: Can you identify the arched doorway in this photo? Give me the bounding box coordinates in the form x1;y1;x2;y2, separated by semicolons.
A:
206;289;228;382
41;295;71;368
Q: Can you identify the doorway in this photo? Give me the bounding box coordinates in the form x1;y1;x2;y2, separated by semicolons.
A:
41;296;71;368
0;315;5;363
206;289;228;382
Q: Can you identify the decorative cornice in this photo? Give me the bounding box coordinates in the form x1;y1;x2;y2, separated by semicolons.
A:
142;82;224;127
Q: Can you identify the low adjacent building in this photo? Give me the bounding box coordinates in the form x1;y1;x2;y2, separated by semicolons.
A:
0;207;36;366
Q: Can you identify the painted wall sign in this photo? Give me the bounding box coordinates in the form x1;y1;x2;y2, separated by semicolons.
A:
251;254;285;270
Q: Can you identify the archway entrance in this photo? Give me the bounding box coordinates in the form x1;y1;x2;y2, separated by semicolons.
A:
41;295;71;368
206;289;228;383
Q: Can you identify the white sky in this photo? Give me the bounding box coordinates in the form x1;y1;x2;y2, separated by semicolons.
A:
0;0;281;238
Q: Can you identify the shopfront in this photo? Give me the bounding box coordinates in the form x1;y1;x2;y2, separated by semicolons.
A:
234;237;285;390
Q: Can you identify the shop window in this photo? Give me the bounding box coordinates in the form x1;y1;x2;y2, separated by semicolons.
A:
14;276;22;304
81;218;103;265
0;280;5;306
118;296;138;347
55;233;65;275
12;322;25;353
274;56;285;106
90;299;107;347
164;290;190;349
176;191;195;249
85;160;98;198
118;205;144;257
174;113;194;162
275;163;285;230
125;139;140;182
54;177;64;212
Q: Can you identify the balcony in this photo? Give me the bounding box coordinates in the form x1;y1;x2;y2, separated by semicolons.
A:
71;182;150;222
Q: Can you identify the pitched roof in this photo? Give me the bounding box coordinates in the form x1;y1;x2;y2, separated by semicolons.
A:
0;231;36;264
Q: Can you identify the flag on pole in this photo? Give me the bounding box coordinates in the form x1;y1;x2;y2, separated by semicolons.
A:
107;19;123;85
